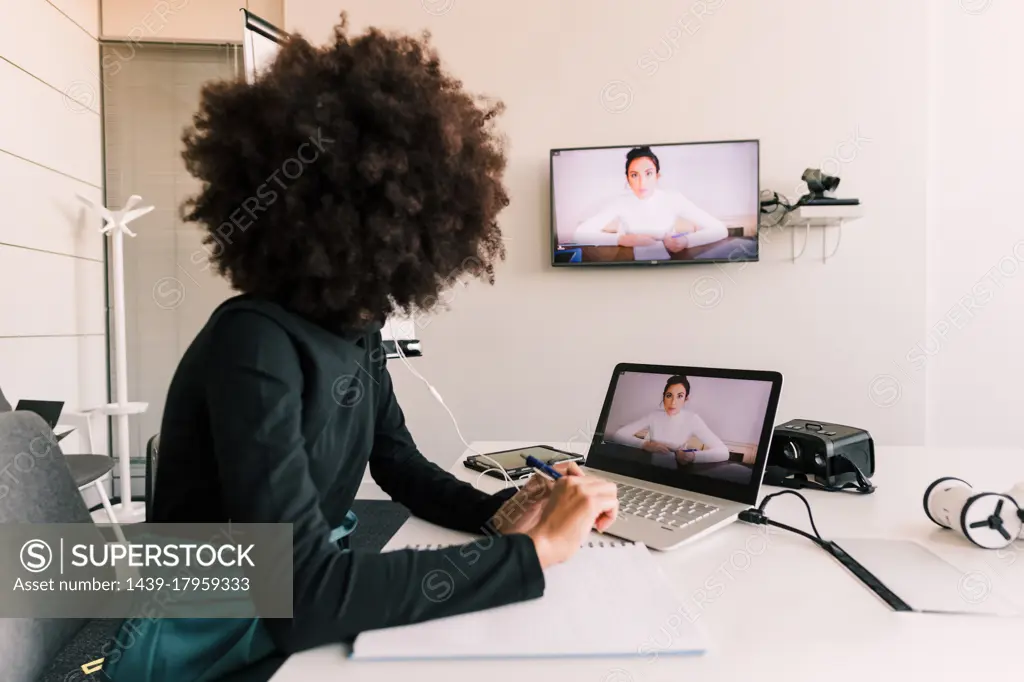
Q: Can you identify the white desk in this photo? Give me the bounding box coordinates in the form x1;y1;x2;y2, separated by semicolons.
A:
273;443;1024;681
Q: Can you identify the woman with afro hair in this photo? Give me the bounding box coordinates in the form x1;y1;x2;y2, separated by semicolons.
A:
103;13;618;681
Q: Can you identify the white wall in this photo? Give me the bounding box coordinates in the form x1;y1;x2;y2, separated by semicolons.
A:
924;1;1024;447
285;0;930;471
0;0;108;459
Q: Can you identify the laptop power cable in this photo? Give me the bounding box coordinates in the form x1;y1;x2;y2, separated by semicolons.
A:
738;490;912;611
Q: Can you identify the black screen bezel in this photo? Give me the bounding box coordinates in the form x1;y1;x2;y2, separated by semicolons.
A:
549;138;761;268
585;363;783;506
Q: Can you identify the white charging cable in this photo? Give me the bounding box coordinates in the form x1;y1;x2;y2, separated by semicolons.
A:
389;325;518;489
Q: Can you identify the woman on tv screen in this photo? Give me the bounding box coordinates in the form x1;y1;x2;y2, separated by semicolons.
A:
572;147;729;252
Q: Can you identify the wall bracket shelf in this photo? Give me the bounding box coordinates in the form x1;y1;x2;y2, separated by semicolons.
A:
785;204;863;263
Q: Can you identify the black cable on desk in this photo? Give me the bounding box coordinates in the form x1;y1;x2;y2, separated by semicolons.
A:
738;490;913;612
757;490;826;541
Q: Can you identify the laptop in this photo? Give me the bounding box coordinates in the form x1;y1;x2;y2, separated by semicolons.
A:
580;363;783;550
15;400;74;442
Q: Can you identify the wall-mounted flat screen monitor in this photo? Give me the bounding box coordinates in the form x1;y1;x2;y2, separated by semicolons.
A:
550;139;760;266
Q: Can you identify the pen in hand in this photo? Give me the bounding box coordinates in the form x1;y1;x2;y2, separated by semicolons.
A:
525;455;563;481
525;455;610;535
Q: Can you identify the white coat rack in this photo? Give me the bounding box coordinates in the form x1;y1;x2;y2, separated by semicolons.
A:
78;194;152;523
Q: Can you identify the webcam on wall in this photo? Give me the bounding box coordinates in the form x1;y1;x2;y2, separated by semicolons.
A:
797;168;859;206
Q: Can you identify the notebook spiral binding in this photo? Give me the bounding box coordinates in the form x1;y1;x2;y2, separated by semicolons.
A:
583;539;633;548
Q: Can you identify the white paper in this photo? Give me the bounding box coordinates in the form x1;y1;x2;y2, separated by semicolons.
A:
353;542;706;660
833;538;1023;616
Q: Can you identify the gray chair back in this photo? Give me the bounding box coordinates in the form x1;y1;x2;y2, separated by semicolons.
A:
0;411;96;682
0;385;11;413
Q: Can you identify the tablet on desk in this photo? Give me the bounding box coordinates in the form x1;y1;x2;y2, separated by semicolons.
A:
463;445;583;481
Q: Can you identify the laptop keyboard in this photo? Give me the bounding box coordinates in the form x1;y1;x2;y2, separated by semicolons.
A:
616;483;719;528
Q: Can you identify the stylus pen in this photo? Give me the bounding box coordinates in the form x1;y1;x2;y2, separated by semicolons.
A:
525;455;562;481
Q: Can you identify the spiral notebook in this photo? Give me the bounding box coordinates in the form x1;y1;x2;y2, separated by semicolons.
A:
351;539;707;661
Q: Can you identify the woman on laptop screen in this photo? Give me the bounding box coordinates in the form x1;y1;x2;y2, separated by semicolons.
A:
610;375;730;468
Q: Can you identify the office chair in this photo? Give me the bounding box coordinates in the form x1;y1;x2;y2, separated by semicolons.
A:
59;410;121;528
145;433;159;522
0;411;123;682
0;387;121;530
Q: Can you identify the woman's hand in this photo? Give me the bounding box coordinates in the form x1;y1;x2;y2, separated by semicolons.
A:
664;234;689;252
618;234;656;247
642;440;673;454
489;460;583;535
527;475;619;569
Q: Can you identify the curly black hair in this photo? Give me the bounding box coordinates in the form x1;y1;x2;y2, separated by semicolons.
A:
180;13;508;333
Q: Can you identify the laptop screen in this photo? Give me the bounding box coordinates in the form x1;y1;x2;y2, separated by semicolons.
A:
15;400;64;428
586;365;782;505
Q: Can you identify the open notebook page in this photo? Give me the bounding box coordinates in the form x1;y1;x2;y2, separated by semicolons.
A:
351;542;706;660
